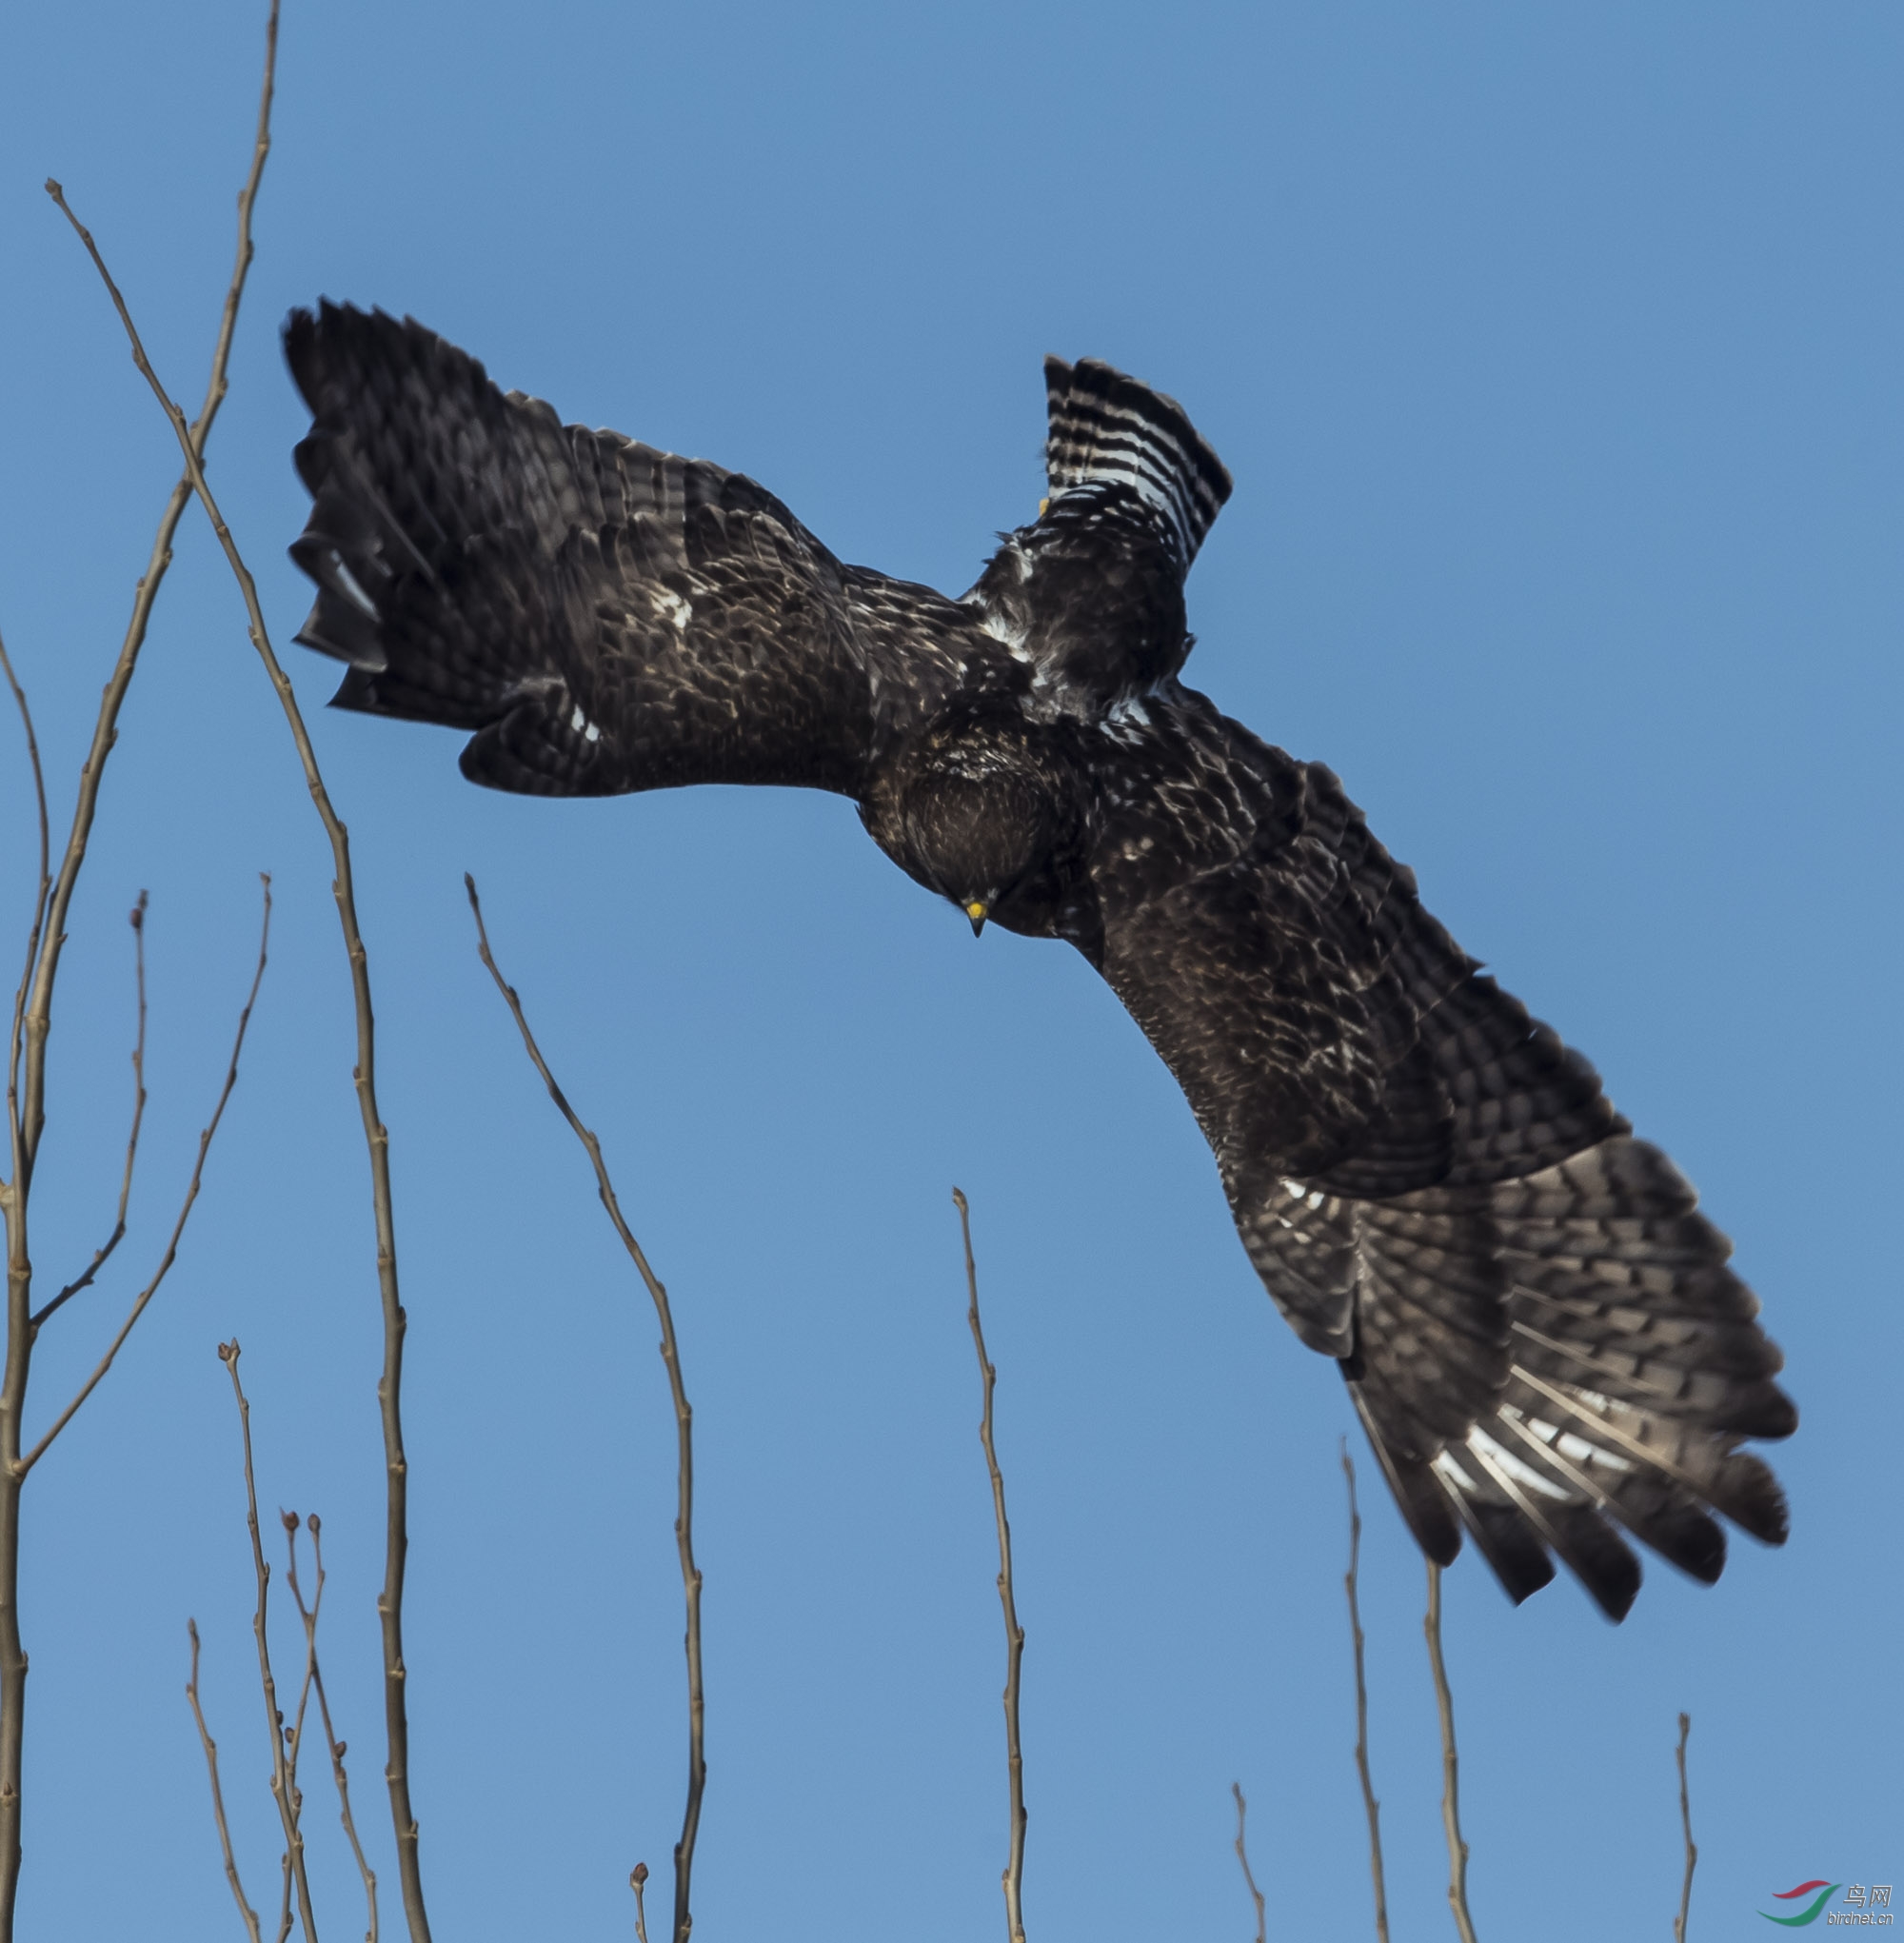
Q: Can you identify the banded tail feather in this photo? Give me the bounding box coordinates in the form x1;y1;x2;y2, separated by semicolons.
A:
1043;355;1233;565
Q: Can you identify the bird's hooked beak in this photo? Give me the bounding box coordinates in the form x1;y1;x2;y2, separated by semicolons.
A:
965;900;989;937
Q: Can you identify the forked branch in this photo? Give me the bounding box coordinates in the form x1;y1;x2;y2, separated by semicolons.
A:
952;1189;1027;1943
23;877;269;1473
465;878;703;1943
31;891;149;1333
21;0;276;1192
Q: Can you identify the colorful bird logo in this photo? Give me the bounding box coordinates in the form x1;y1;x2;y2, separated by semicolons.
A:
1759;1881;1841;1926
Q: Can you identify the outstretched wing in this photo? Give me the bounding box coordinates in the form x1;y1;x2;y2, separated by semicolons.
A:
285;304;983;796
1083;685;1794;1618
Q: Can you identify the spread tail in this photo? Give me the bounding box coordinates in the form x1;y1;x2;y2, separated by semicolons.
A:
1042;355;1232;565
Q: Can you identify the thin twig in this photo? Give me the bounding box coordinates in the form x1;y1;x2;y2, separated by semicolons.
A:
1673;1713;1696;1943
188;1617;265;1943
1424;1561;1478;1943
219;1342;318;1943
47;50;434;1929
280;1512;317;1940
287;1516;378;1943
31;893;149;1332
0;626;50;1183
952;1188;1027;1943
630;1864;650;1943
465;878;702;1943
1340;1446;1390;1943
0;632;50;1943
1232;1783;1266;1943
22;878;269;1473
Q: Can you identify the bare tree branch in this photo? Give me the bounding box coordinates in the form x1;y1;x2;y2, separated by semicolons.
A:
1232;1783;1266;1943
1673;1713;1696;1943
188;1617;266;1943
1339;1446;1389;1943
46;52;434;1925
1424;1561;1478;1943
630;1863;650;1943
464;877;703;1943
217;1342;318;1943
22;877;269;1474
287;1516;378;1943
951;1188;1027;1943
0;13;279;1920
31;892;149;1333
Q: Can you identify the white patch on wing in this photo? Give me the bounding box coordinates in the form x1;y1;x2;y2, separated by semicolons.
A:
1557;1429;1632;1473
654;588;693;631
331;552;378;618
567;704;603;744
1467;1425;1570;1500
1504;1394;1635;1474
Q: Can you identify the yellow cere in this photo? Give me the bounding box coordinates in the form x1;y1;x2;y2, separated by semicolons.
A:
1038;498;1050;517
965;901;988;921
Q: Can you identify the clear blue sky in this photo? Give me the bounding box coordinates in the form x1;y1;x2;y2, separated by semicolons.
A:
1;2;1898;1936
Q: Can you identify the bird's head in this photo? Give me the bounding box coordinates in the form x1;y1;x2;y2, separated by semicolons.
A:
907;768;1052;937
883;717;1082;938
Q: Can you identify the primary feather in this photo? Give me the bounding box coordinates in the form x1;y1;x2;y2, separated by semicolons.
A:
286;304;1795;1619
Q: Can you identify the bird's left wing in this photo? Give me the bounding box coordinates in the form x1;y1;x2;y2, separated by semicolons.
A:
1081;685;1792;1617
287;305;981;796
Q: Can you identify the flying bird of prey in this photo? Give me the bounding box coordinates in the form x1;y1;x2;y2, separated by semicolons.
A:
285;304;1795;1620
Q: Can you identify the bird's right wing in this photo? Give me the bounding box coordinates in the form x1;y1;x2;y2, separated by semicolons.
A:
286;304;983;797
1081;685;1793;1618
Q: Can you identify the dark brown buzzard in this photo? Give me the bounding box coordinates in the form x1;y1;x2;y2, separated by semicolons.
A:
286;304;1795;1619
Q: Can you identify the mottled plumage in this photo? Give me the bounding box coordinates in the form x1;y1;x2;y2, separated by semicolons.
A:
287;304;1795;1619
